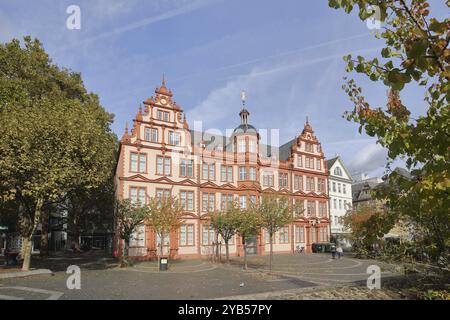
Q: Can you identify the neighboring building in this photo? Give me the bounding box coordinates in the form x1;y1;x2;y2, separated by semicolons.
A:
114;79;330;260
351;175;383;209
327;156;353;247
351;168;411;241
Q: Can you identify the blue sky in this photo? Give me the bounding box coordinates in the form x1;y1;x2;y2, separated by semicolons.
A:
0;0;446;178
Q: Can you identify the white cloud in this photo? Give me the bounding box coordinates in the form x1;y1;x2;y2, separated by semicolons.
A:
348;141;388;174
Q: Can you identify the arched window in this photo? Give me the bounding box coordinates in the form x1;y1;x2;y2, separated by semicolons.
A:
334;167;342;176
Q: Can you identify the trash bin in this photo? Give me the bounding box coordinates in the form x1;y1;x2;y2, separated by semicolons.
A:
159;257;168;271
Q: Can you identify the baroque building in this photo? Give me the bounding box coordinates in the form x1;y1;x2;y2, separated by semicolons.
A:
114;79;330;259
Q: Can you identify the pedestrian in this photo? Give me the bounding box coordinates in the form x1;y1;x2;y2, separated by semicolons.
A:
331;243;336;259
337;245;343;259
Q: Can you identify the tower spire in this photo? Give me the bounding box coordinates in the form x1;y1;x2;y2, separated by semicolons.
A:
239;90;249;125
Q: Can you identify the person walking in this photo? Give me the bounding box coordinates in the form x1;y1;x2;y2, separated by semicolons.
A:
331;243;336;259
336;245;343;259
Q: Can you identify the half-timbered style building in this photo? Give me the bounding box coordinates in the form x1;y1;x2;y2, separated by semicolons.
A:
114;78;330;260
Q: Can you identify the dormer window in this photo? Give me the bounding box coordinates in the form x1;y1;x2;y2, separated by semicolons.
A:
334;167;342;176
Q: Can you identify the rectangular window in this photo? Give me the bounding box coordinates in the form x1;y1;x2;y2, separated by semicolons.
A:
343;184;347;194
169;131;181;146
239;167;247;181
131;153;138;172
180;191;194;211
332;182;336;192
239;195;247;209
307;201;316;216
311;227;317;243
263;172;274;187
279;173;288;188
320;227;328;243
209;163;215;180
202;225;215;245
294;175;303;190
334;198;337;209
145;128;158;143
130;153;146;173
180;224;194;246
221;166;227;182
250;195;257;205
130;187;146;207
202;193;215;212
249;167;257;181
238;139;246;153
130;224;145;247
156;156;170;175
278;227;289;244
180;159;194;178
156;189;170;203
316;159;321;170
339;200;342;210
295;226;305;243
297;155;303;167
319;202;327;217
227;166;233;182
294;200;304;216
221;194;234;210
306;177;315;191
249;140;256;153
318;179;325;192
157;110;170;122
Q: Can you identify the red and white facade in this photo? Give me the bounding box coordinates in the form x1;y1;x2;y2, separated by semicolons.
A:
114;79;330;260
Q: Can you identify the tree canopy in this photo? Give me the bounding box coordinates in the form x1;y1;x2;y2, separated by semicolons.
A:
329;0;449;264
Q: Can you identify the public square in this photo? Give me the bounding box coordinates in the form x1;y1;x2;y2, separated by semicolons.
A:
0;253;402;300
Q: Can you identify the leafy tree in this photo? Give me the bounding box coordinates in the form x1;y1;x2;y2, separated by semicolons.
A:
0;37;116;270
145;196;185;262
210;201;239;263
329;1;449;263
258;194;293;273
64;177;115;251
343;202;396;254
233;202;261;270
115;199;147;267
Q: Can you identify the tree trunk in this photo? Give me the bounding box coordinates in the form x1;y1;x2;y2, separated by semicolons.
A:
160;231;164;257
269;233;274;274
225;240;230;263
40;210;50;257
242;235;247;270
215;231;219;262
121;239;129;267
21;236;33;271
21;198;43;271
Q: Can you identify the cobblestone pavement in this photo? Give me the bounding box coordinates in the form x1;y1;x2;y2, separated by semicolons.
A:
218;285;404;300
0;253;403;300
227;253;400;286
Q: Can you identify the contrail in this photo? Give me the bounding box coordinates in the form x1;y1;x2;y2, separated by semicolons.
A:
172;32;374;82
55;0;218;53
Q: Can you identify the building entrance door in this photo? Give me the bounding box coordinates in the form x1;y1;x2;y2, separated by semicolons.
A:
245;236;257;255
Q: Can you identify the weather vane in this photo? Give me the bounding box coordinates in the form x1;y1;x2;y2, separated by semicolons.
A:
241;90;247;106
